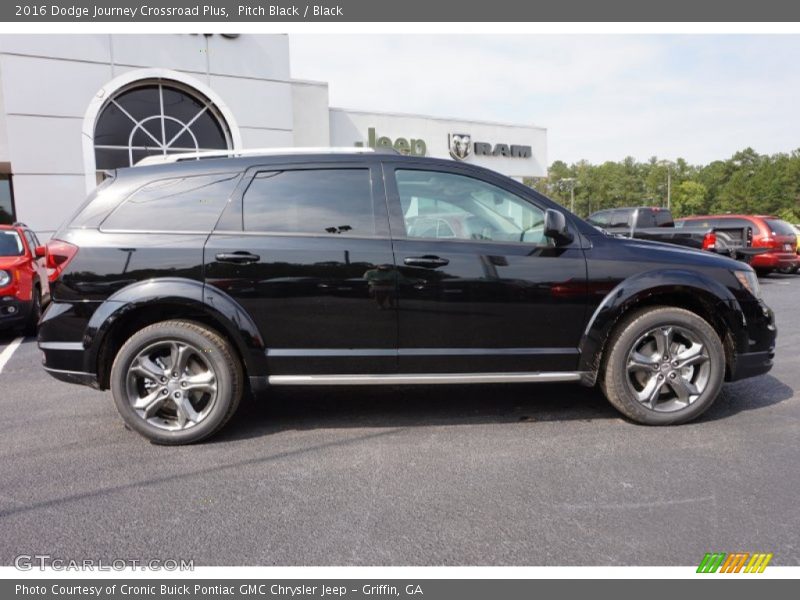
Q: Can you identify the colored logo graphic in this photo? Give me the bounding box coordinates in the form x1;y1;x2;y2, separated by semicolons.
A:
697;552;773;573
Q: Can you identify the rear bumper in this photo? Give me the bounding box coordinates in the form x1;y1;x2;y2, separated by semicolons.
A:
38;300;98;387
42;366;100;388
751;252;799;270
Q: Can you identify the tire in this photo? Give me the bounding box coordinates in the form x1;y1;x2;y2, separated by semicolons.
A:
22;286;42;336
600;307;725;425
110;320;243;444
755;268;773;277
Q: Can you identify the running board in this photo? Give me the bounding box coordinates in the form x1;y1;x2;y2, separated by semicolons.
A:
267;372;585;386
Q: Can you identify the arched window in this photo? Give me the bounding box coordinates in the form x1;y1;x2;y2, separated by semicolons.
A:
93;80;232;177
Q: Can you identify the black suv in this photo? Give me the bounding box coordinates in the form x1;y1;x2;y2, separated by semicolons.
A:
39;150;776;444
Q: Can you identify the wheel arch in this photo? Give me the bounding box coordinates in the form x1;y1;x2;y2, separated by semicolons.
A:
579;270;744;384
83;278;266;389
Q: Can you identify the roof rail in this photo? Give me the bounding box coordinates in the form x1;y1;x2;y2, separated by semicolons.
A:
133;146;396;167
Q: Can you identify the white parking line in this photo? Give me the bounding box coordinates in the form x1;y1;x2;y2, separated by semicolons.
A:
0;337;25;374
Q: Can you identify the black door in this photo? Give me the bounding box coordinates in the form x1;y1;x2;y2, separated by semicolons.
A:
385;163;588;374
204;161;398;375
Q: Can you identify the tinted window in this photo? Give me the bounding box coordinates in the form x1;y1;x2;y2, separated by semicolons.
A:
715;218;751;230
653;210;673;227
609;209;634;228
395;170;549;245
102;172;239;232
0;230;23;257
587;211;610;226
243;169;376;236
764;218;795;236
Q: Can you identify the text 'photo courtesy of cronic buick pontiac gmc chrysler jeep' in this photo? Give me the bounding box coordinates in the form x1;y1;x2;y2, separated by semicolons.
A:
38;148;776;444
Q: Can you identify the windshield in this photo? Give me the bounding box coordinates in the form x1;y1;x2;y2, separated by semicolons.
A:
0;230;23;257
764;218;795;236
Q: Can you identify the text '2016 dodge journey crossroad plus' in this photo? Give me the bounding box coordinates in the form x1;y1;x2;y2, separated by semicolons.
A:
38;149;776;444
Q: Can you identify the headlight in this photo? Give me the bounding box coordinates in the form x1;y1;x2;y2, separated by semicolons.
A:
734;269;761;299
0;270;10;288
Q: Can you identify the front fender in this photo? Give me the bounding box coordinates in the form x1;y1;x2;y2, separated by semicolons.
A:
84;277;266;378
578;269;746;378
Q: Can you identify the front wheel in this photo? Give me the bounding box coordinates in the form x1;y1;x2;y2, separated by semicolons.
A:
110;320;243;444
601;307;725;425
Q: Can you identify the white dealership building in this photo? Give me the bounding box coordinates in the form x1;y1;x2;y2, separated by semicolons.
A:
0;34;547;235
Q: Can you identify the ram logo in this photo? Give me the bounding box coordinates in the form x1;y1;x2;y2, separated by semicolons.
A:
448;133;472;160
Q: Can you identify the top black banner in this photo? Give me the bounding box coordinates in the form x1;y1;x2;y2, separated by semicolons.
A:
4;0;800;22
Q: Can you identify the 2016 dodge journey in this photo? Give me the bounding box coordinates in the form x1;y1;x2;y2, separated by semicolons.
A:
38;148;776;444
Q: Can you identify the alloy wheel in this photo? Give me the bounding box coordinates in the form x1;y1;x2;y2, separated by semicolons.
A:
125;340;218;431
625;325;711;413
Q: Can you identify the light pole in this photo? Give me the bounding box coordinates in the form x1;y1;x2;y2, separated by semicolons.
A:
658;160;674;210
561;177;577;213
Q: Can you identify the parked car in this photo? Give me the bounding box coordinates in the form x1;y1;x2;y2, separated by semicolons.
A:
0;222;49;334
676;215;799;275
39;150;776;444
587;206;762;261
777;223;800;273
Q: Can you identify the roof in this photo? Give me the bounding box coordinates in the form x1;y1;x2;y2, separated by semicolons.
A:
118;149;490;181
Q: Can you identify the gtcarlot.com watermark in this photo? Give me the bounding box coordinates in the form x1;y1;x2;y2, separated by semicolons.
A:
14;554;194;571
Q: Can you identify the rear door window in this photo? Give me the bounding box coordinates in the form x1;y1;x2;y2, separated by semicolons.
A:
242;168;378;237
101;172;240;232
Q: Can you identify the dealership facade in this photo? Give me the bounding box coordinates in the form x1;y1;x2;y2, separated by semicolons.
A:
0;34;547;236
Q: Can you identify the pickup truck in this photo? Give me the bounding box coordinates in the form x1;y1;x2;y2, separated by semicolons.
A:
586;206;766;264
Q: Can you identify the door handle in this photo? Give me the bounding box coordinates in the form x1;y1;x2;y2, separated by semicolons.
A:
403;255;449;268
215;251;260;264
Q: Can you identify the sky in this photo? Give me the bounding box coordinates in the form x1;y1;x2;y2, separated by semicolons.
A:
289;35;800;167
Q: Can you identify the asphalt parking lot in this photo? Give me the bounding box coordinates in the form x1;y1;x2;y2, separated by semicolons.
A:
0;276;798;567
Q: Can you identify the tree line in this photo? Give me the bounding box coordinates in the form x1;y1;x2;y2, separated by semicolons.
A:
524;147;800;223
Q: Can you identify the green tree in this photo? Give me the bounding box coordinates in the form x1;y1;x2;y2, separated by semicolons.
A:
527;147;800;220
671;181;708;217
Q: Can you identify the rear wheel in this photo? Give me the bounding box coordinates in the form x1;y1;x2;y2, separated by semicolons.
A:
601;307;725;425
110;320;243;444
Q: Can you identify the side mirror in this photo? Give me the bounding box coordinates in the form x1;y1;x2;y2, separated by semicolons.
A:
544;209;574;245
34;245;46;259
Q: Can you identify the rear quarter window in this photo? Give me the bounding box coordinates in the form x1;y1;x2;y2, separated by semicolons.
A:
764;218;795;236
101;172;240;232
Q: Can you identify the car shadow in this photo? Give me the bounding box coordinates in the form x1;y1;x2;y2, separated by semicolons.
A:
699;374;794;422
210;382;619;443
0;330;24;343
211;372;795;443
209;371;793;443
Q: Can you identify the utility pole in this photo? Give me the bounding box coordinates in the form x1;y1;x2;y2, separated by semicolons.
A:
561;177;577;213
658;160;674;210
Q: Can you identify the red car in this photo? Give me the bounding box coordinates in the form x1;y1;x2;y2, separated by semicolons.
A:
676;214;799;275
0;223;49;334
